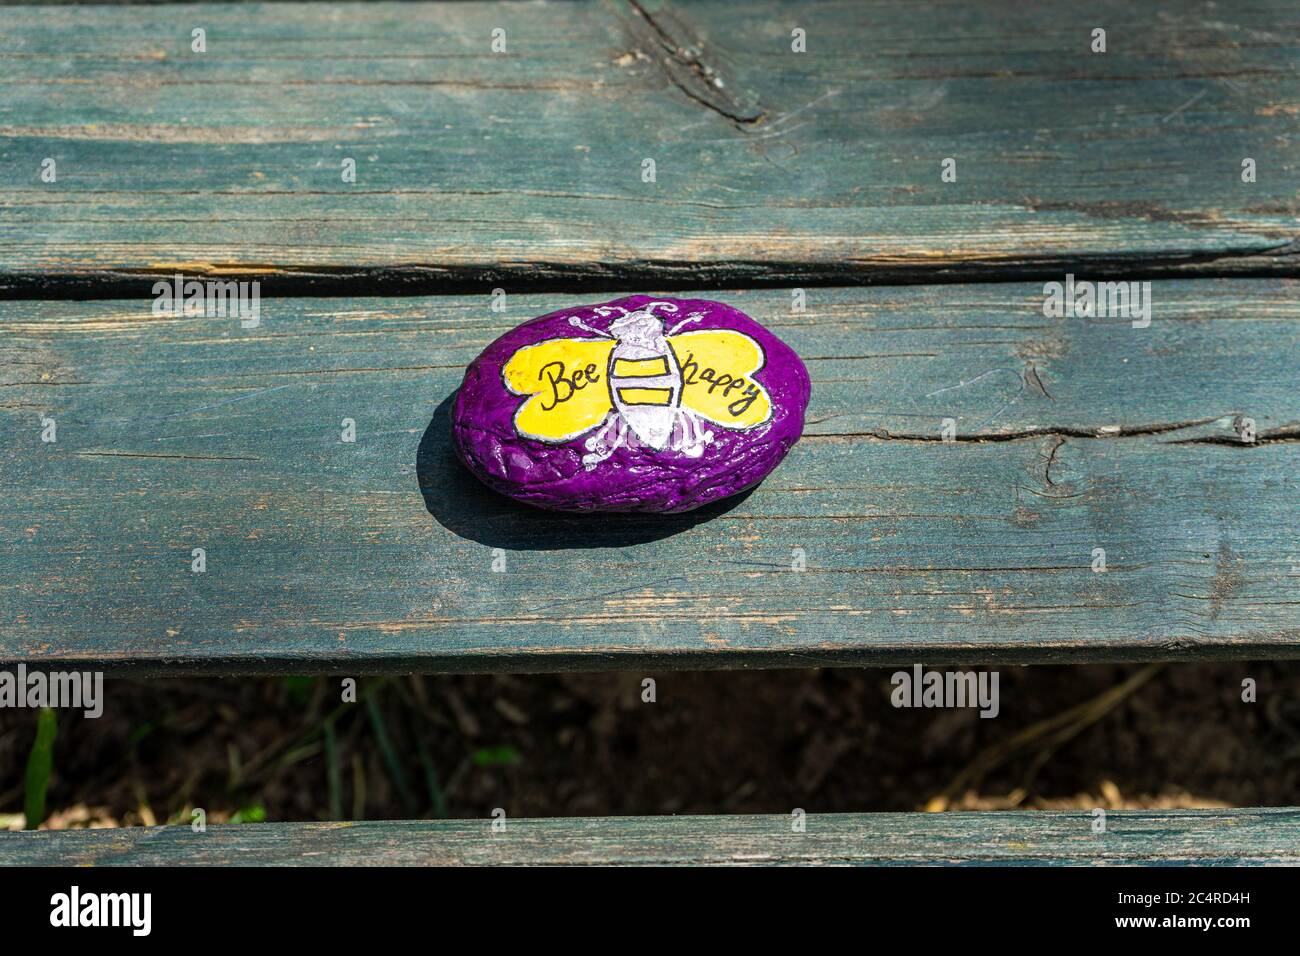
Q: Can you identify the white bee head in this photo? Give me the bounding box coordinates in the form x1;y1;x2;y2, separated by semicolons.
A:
607;309;659;341
601;301;678;346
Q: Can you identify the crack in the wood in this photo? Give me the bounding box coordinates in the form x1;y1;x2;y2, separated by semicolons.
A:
809;417;1235;444
75;451;262;462
1169;424;1300;446
1042;435;1065;486
623;0;764;126
1020;202;1300;247
1025;364;1053;399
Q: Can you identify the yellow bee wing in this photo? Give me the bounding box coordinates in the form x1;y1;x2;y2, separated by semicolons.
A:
502;336;616;442
669;329;773;429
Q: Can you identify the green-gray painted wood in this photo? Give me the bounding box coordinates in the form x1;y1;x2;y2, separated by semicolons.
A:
0;1;1296;296
2;281;1297;673
3;809;1298;865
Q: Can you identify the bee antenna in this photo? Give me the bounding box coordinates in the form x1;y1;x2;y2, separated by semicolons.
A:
568;315;612;337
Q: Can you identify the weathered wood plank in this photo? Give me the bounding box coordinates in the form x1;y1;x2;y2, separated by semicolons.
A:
0;0;1296;295
3;809;1298;865
2;280;1296;673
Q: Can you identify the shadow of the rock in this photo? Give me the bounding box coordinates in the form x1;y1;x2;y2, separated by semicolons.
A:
417;392;753;550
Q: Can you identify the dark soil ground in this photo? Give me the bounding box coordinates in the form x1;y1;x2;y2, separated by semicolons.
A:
4;662;1300;829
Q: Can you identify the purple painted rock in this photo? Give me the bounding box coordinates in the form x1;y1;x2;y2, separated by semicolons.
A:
452;295;811;513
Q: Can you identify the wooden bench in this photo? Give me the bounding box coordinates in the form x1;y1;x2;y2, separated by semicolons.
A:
7;811;1300;866
3;282;1298;674
1;0;1297;864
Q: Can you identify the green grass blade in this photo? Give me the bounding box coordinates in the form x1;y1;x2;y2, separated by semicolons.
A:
365;696;416;816
24;708;57;830
323;719;343;821
415;735;449;819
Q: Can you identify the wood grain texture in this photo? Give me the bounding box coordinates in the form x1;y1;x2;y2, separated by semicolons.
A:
2;280;1297;673
0;0;1296;296
4;809;1298;865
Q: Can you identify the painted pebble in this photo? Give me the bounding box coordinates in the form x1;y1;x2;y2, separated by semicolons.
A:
452;295;811;513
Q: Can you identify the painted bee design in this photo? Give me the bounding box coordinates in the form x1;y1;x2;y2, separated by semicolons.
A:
502;301;772;471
